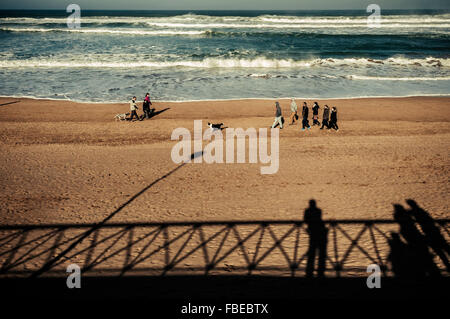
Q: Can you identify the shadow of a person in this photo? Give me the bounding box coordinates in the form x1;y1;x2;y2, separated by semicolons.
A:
406;199;450;271
392;204;441;278
304;199;328;277
147;107;170;119
388;232;417;278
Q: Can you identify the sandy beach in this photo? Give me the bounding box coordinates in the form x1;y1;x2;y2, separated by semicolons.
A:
0;96;448;226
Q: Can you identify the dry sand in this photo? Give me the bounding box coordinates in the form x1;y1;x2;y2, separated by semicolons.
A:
0;96;449;225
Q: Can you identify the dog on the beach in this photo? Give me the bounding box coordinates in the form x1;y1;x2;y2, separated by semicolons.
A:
114;113;130;121
207;122;224;131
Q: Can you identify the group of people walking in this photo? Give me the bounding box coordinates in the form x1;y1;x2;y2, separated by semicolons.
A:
272;99;339;131
129;93;155;121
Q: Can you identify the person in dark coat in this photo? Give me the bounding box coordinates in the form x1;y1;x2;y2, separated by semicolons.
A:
142;92;153;119
301;102;311;131
271;101;283;129
320;105;330;129
328;106;339;131
312;102;320;126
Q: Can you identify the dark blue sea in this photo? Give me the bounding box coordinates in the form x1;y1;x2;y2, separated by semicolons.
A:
0;9;449;102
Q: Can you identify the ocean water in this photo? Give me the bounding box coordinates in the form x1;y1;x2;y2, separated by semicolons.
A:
0;9;449;102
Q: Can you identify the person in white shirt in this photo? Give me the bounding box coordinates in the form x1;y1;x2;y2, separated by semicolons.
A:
129;96;140;121
289;98;298;125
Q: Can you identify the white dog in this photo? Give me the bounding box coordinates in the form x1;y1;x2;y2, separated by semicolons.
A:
114;113;130;121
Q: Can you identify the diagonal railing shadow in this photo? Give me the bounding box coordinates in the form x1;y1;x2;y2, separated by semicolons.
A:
22;152;203;278
0;218;448;278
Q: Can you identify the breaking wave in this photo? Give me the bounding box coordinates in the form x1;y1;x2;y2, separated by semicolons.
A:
1;13;449;26
1;56;448;69
0;27;207;36
347;75;450;81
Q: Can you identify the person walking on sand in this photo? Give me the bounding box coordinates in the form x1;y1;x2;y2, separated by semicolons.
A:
312;102;320;126
301;102;311;131
329;106;339;131
271;101;283;129
129;96;140;121
142;92;153;119
289;98;298;125
320;105;330;129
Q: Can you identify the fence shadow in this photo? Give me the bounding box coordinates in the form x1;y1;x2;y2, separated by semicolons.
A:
0;202;448;299
0;216;447;278
0;153;448;299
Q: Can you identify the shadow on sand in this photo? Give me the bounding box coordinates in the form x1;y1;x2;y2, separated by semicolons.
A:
0;100;20;107
0;154;448;300
147;107;170;119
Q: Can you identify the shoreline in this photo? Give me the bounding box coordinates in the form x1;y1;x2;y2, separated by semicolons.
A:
2;95;450;125
2;94;450;104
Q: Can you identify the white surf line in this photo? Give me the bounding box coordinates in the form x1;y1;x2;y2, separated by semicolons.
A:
0;27;207;36
2;94;450;105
